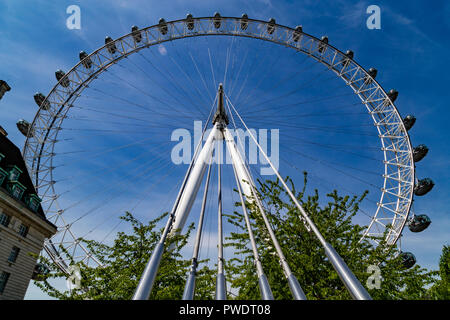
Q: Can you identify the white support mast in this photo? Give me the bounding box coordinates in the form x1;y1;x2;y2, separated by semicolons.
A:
224;126;307;300
134;84;370;301
133;97;218;300
214;84;228;300
171;124;219;233
225;95;372;300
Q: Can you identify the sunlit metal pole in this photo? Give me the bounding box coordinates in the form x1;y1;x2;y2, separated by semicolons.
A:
215;138;227;300
224;126;307;300
133;124;218;300
226;96;372;300
230;157;274;300
171;125;219;233
182;159;213;300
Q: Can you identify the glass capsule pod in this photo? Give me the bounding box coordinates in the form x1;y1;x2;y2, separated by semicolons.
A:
267;18;276;34
186;14;194;31
55;69;70;87
400;252;416;269
240;13;248;30
414;178;434;196
213;12;221;29
16;119;34;137
158;18;168;35
33;92;50;110
408;214;431;232
403;115;416;131
105;36;117;54
79;51;92;69
293;26;303;42
131;25;142;43
413;144;429;162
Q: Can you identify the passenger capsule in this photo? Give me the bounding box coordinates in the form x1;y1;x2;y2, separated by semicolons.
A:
400;252;416;269
158;18;168;35
240;13;249;30
79;51;92;69
33;92;50;110
368;68;377;78
186;14;195;30
267;18;276;34
105;36;117;54
318;36;328;53
403;115;416;131
55;69;69;87
408;214;431;233
131;25;142;43
0;80;11;100
16;119;34;137
213;12;221;29
364;68;377;83
414;178;434;196
345;50;354;59
293;25;302;42
341;50;354;68
387;89;398;103
413;144;429;162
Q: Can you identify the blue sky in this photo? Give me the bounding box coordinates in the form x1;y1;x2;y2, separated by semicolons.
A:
0;0;448;299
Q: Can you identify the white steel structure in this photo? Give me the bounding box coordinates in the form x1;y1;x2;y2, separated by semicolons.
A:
134;83;371;300
20;15;420;294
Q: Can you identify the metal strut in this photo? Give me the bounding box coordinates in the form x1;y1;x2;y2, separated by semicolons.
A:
230;157;274;300
182;158;213;300
133;99;217;300
215;126;227;300
224;126;306;300
225;95;372;300
212;83;229;126
134;84;369;301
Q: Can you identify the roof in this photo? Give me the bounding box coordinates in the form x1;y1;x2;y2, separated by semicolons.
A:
0;132;54;226
0;80;11;91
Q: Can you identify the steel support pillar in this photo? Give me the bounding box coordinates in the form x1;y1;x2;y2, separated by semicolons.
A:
133;123;219;300
226;99;372;300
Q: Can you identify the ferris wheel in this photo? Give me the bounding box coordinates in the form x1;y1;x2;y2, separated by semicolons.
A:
18;14;433;299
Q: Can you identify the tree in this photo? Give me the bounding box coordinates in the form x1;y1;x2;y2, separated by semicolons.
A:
428;246;450;299
35;173;444;300
224;172;437;300
34;211;216;300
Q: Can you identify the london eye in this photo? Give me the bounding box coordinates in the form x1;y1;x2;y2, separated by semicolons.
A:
18;14;433;300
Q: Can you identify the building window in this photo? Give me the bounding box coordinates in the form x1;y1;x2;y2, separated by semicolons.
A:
7;165;22;181
0;272;10;294
18;224;29;238
25;194;42;213
0;167;7;186
0;212;10;228
8;246;20;263
12;187;22;198
6;181;26;201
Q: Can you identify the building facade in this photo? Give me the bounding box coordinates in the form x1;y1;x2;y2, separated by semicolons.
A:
0;130;56;300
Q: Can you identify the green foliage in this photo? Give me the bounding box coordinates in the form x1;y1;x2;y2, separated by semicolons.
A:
35;173;446;300
224;172;438;300
427;245;450;299
34;211;216;300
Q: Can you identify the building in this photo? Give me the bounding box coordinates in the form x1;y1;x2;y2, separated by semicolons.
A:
0;128;56;300
0;80;11;100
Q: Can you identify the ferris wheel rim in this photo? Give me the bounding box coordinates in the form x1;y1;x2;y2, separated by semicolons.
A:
22;15;415;272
